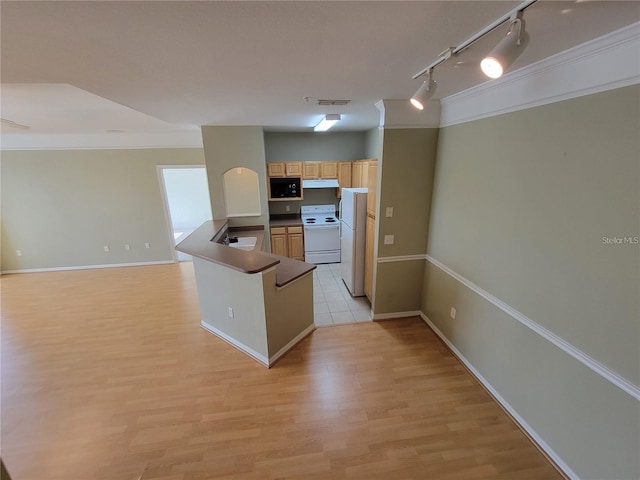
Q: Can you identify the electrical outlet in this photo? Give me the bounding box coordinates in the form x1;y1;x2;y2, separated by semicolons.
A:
104;245;110;252
228;307;234;318
145;242;150;249
450;307;456;319
125;244;130;251
16;249;23;257
384;234;394;245
385;206;394;218
285;205;291;212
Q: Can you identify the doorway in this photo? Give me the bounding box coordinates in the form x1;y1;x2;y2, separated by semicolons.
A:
158;166;212;262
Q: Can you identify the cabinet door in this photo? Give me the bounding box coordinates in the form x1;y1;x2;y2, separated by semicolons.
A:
303;162;319;179
287;227;305;261
337;162;352;198
286;162;303;177
319;162;338;179
270;227;288;256
366;160;378;218
351;162;363;188
267;162;286;177
361;161;369;191
364;214;375;301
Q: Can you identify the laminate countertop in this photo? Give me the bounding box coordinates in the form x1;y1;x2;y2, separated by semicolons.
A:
175;220;316;287
268;214;304;227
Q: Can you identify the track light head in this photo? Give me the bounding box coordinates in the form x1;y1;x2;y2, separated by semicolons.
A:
481;12;529;79
410;70;437;110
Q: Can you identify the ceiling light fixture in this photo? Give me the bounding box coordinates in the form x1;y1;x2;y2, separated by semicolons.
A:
409;0;537;109
481;11;529;79
410;68;437;111
314;114;341;132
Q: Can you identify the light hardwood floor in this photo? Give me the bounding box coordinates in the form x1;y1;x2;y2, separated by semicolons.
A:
1;263;565;480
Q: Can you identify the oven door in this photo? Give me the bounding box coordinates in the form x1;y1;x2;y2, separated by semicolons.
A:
304;224;341;263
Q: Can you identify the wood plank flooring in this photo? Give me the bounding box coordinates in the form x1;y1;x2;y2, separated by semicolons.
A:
1;263;564;480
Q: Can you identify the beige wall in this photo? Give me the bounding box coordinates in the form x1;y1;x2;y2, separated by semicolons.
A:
423;85;640;480
373;128;438;314
1;148;205;271
201;126;270;235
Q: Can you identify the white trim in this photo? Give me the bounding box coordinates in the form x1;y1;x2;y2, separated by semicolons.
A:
420;312;580;480
0;131;204;151
373;310;422;321
441;22;640;127
201;321;269;367
377;254;427;263
268;324;316;366
1;260;175;274
426;255;640;400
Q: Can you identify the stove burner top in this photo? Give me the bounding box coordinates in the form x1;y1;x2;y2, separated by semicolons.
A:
305;218;316;223
324;218;337;223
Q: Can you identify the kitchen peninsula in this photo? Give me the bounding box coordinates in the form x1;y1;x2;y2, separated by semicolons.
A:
176;220;316;367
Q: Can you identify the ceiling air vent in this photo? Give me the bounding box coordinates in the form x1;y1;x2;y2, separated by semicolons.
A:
317;99;351;106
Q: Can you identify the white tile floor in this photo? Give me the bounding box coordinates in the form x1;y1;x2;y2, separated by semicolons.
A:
313;263;372;327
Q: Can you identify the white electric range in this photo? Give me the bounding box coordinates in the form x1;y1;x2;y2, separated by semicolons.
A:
301;205;341;264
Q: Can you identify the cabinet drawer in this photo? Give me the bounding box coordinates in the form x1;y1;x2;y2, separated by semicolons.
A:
287;226;302;234
270;226;286;235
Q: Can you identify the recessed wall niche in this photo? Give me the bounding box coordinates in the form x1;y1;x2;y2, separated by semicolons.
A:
222;167;261;217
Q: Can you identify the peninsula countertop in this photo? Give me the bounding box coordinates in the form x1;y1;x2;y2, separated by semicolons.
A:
175;220;316;287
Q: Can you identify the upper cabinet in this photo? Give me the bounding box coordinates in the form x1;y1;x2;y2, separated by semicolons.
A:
302;161;338;180
267;162;302;177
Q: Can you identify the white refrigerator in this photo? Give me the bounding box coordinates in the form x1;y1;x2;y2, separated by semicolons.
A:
340;188;368;297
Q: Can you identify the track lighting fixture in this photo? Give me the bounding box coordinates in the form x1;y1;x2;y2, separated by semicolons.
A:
409;0;537;109
481;11;529;79
410;69;437;111
314;114;341;132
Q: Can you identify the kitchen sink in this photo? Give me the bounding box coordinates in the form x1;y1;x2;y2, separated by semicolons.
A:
228;236;257;251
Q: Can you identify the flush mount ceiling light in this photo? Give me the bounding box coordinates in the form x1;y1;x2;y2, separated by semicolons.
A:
410;68;437;111
481;11;529;79
314;114;341;132
409;0;537;110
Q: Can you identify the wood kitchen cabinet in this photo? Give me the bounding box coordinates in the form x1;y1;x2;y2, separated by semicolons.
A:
363;159;378;301
285;162;303;177
302;161;338;180
270;225;304;261
351;161;363;188
337;161;352;198
364;215;375;300
270;227;288;256
302;162;319;179
366;160;378;217
319;162;338;179
267;162;303;177
287;226;305;261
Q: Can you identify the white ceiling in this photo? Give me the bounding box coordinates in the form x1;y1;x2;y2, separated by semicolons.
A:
1;1;639;141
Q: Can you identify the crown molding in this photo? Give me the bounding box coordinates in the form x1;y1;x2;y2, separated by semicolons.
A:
0;131;204;150
376;99;441;129
440;22;640;127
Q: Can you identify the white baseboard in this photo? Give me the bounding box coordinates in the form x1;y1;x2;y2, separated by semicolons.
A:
1;260;175;274
268;323;316;366
200;321;269;367
419;312;579;480
373;310;422;320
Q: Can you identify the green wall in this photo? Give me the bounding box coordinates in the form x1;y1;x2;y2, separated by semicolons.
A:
1;148;205;271
200;126;271;249
423;85;640;480
374;128;438;315
264;131;367;161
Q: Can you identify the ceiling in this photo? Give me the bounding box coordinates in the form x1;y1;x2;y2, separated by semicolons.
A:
1;1;639;141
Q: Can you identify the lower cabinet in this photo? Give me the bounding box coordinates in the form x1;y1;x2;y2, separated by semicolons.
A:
270;225;305;261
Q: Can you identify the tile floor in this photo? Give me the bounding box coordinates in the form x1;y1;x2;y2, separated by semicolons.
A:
312;263;372;327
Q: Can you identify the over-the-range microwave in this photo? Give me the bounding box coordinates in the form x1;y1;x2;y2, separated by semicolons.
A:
269;177;302;200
